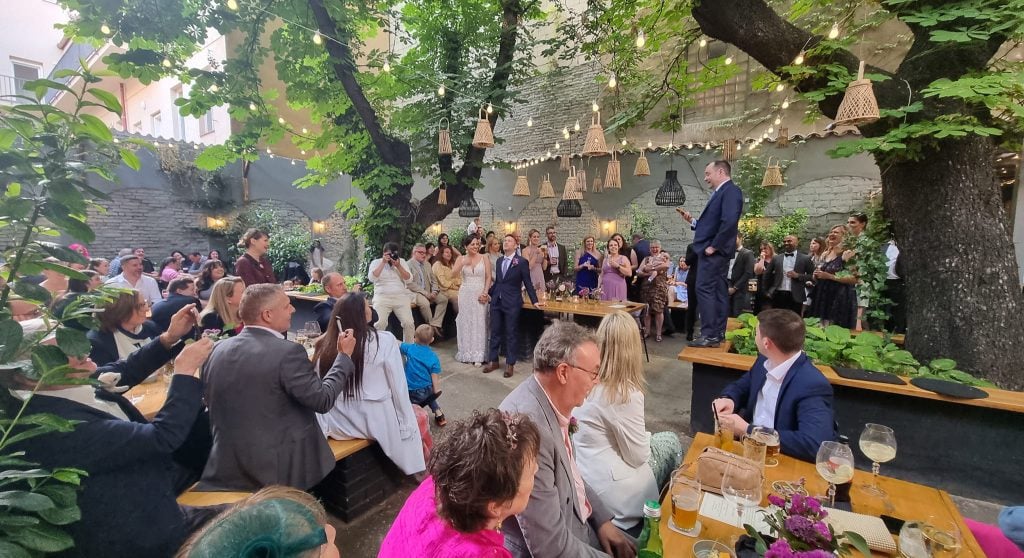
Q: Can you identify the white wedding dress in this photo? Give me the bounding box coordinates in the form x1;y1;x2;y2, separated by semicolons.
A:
456;258;488;363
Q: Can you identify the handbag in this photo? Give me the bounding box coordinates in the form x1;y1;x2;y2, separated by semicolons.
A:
694;447;763;495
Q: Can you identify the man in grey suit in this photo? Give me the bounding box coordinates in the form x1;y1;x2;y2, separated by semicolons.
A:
764;235;816;314
499;321;636;558
198;284;357;492
407;243;449;338
729;233;755;317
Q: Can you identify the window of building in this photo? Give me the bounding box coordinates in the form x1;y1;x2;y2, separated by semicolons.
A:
683;42;752;122
11;61;40;94
198;110;215;136
170;86;186;140
149;111;162;136
132;120;143;134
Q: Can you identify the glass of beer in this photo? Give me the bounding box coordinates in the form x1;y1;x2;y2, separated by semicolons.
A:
742;433;767;471
714;423;734;453
669;471;703;537
753;426;781;467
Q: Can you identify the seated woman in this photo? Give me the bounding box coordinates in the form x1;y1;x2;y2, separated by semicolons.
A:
88;290;163;366
176;486;339;558
574;311;682;532
313;292;425;475
89;257;110;279
432;245;462;313
195;260;227;305
379;409;540;557
159;256;183;290
52;270;101;331
199;277;244;336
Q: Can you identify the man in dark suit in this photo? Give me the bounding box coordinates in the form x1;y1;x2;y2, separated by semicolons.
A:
677;160;744;347
9;320;220;558
483;234;545;378
764;235;816;314
150;276;202;332
542;225;568;284
314;272;349;332
713;309;836;462
729;233;755;317
199;283;357;491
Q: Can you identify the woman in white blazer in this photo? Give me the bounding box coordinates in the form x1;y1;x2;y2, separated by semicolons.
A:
313;293;426;475
574;311;682;531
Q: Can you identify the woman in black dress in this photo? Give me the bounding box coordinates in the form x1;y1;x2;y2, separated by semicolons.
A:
808;225;859;328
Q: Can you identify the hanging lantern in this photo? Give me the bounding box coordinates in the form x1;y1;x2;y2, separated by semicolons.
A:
562;166;582;200
513;168;531;197
457;195;480;217
538;174;555;198
777;127;790;148
634;149;650;176
761;157;784;187
605;151;622;189
582;111;610;157
556;199;582;218
471;106;495;148
438;185;448;205
654;170;686;206
438;117;452;155
592;172;603;193
560;152;571;172
578;168;588;193
835;61;880;127
722;138;737;161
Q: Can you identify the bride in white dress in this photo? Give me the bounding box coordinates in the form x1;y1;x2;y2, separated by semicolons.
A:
452;236;492;365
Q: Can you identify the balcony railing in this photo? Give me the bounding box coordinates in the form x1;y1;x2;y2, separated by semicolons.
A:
43;43;98;104
0;74;31;105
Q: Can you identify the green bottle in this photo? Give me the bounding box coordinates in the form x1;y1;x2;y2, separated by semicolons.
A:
637;500;664;557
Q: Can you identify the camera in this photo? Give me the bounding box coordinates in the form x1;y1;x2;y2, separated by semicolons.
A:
387;250;399;261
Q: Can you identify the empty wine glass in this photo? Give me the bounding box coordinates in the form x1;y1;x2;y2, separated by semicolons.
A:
815;441;854;507
304;321;322;338
859;423;897;497
721;462;761;532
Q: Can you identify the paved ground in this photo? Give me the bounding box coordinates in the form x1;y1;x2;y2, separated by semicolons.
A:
327;330;1005;557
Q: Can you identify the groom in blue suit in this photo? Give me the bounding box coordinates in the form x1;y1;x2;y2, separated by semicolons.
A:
484;234;545;377
678;160;744;347
713;309;836;462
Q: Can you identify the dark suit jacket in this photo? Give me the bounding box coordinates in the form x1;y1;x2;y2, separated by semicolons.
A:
693;180;744;258
729;248;755;290
314;296;338;333
500;377;614;557
720;353;836;462
543;242;568;281
12;339;203;558
198;327;355;491
765;251;816;302
150;293;201;332
489;253;538;308
88;320;162;366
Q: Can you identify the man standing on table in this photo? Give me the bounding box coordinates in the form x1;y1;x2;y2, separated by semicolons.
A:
677;160;744;348
713;309;836;462
483;234;544;378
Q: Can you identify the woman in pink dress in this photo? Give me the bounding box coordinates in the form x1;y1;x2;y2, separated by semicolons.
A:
600;237;633;301
379;409;540;558
523;229;546;293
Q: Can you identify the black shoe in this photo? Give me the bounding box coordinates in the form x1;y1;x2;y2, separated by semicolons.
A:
688;337;721;348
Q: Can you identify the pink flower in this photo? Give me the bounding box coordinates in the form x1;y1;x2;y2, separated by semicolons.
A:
568;416;578;436
768;494;787;508
765;539;795;558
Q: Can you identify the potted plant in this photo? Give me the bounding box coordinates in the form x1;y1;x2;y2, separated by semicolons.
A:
740;490;871;557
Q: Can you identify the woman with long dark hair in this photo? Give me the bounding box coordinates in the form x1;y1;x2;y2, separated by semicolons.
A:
314;293;425;475
196;260;227;304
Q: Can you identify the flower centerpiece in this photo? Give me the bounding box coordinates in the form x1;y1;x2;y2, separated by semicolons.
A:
742;489;871;558
579;287;591;302
589;286;603;304
556;281;569;301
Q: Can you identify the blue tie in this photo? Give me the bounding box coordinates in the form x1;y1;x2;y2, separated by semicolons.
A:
502;257;510;277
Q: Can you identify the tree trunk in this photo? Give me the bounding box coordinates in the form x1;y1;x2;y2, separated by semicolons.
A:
882;136;1024;390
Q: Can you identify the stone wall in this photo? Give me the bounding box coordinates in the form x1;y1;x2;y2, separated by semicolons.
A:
86;188;211;260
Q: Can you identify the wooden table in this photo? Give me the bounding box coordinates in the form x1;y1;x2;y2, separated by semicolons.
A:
659;433;983;557
522;298;646;317
125;374;171;420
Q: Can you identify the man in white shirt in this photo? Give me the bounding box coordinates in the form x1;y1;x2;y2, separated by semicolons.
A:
368;242;416;342
712;309;835;462
105;255;164;304
543;225;567;284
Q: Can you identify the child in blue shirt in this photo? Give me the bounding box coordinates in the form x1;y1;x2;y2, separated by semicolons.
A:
400;324;446;426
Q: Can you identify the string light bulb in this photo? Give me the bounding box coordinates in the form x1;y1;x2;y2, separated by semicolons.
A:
774;117;782;125
100;24;111;35
300;149;306;155
592;100;599;112
699;38;707;48
437;84;445;96
527;116;533;127
724;56;733;65
704;142;710;150
794;51;805;65
486;103;493;114
621;139;627;146
546;150;552;158
313;31;323;45
226;0;238;10
574;119;581;132
636;30;646;48
301;127;308;134
647;139;653;148
249;102;256;111
781;98;790;109
828;23;839;39
555;142;560;150
382;61;391;72
776;83;785;92
608;73;617;88
209;84;219;92
266;147;272;154
162;58;172;68
291;160;296;165
278;117;286;125
562;127;569;139
768;126;774;134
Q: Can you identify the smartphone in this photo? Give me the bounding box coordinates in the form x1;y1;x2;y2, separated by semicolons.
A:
336;317;344;332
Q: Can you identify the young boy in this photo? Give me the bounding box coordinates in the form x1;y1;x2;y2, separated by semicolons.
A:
401;324;446;426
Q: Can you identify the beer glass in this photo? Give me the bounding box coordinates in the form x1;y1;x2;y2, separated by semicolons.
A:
752;426;781;467
742;433;767;470
669;471;702;537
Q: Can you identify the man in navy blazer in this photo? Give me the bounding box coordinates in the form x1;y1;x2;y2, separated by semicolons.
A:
484;234;545;378
713;309;836;462
677;160;744;347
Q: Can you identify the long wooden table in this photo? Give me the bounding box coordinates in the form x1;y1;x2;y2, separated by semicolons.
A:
522;298;646;317
660;433;983;557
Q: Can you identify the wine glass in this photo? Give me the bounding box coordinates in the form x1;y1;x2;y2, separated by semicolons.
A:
294;328;309;348
921;516;962;557
304;321;322;338
859;423;896;497
815;441;854;507
721;462;761;532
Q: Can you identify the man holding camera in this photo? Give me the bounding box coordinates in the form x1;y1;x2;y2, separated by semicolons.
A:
369;242;416;342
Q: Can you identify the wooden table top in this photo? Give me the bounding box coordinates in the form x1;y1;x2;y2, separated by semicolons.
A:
522;298;646;317
660;433;983;557
125;374;170;420
285;291;329;303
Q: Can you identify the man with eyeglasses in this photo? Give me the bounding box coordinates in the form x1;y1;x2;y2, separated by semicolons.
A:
407;243;449;340
499;321;636;558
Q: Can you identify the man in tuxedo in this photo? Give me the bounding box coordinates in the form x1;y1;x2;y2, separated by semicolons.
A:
484;234;545;378
677;160;744;347
313;272;349;332
407;243;449;338
764;235;816;314
543;225;568;284
713;309;836;462
728;233;755;317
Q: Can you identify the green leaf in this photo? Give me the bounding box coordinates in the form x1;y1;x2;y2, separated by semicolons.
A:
37;502;81;526
77;114;113;143
929;358;957;371
0;541;32;558
33;241;89;267
11;280;51;304
118;147;141;171
42;203;95;243
4;522;75;552
0;319;25;364
843;530;872;558
0;490;55;512
55;327;91;358
0;129;17;150
30;345;69;381
87;88;123;114
194;144;235;171
36;260;88;281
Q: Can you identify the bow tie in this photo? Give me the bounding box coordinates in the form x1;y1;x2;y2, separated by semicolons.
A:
784;252;795;257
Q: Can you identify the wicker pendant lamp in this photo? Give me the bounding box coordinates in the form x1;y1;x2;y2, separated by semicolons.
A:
761;157;784;187
457;195;480;218
634;148;651;176
471;106;495;148
654;169;686;207
835;61;880;127
438;118;452;155
438;185;447;205
605;151;622;189
592;172;603;193
777;127;790;148
722;138;737;161
538;174;555;198
556;199;582;218
560;152;571;172
513;168;531;197
578;168;588;193
582;111;610;157
562;167;582;200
